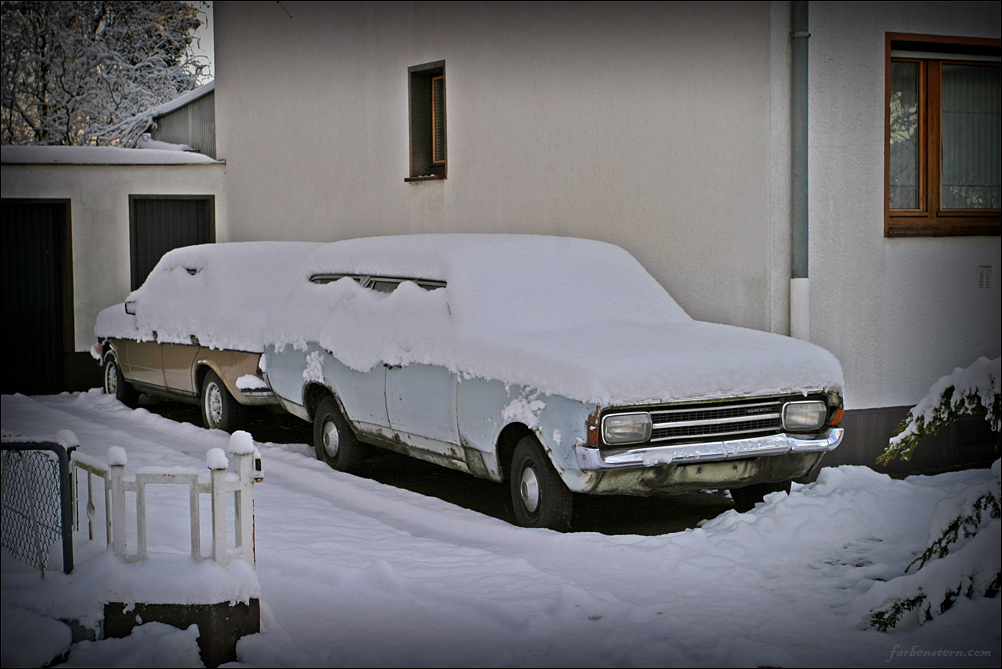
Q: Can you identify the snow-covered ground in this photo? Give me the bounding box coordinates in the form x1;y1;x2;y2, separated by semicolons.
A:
2;390;999;667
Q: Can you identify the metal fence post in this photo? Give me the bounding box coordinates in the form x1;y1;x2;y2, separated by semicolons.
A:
1;438;76;575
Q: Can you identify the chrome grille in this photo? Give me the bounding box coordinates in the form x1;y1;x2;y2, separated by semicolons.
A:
648;398;785;444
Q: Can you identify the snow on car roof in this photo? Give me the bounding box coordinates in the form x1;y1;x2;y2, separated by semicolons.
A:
265;235;844;405
96;242;323;352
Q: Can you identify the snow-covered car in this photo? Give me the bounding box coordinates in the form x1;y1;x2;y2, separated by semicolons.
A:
95;242;322;431
262;235;845;529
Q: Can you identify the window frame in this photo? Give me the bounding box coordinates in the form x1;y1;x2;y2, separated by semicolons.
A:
884;33;1000;238
406;61;447;182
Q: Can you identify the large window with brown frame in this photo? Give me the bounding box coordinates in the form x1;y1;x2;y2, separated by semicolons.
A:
885;33;1000;237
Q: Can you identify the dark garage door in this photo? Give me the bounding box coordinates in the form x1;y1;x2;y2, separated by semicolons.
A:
131;196;214;290
1;201;70;395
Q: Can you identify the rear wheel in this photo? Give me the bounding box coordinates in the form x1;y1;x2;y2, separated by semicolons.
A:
731;480;792;512
201;370;244;432
510;436;573;530
313;396;366;473
103;354;139;408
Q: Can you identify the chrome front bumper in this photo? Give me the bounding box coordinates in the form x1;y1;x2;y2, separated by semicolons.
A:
576;427;843;470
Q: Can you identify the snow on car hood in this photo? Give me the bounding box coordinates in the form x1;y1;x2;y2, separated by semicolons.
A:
264;235;843;405
467;319;844;405
95;242;323;352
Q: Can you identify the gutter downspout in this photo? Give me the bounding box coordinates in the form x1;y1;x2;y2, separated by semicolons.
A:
790;1;810;341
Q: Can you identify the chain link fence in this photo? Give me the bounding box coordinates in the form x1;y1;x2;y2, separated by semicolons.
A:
1;440;74;577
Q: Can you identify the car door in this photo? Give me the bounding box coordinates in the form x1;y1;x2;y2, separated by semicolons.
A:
162;342;200;395
122;338;164;388
385;363;461;457
371;276;461;458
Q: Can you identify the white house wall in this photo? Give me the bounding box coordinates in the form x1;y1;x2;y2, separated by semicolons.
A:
1;163;227;352
214;2;785;333
809;2;1001;410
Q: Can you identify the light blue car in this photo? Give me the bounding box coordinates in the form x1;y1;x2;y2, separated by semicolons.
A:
262;235;844;530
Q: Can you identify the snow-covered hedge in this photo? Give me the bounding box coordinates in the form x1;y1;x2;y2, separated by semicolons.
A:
865;357;1001;631
863;460;1000;631
880;356;1001;464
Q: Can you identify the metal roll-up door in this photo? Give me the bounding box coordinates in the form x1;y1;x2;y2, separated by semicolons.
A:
130;196;214;290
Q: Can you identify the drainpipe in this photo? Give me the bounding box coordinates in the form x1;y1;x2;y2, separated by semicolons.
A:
790;1;810;341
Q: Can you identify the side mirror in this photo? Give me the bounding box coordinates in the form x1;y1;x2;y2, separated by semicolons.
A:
124;301;136;315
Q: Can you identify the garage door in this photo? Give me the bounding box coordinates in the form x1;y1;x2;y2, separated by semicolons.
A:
130;196;214;290
1;200;70;395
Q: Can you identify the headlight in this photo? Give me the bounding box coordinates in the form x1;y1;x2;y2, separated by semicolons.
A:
782;401;827;432
602;413;652;445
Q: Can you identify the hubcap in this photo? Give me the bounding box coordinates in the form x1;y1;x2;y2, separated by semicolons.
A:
519;466;540;514
104;361;118;395
323;420;340;458
206;383;223;426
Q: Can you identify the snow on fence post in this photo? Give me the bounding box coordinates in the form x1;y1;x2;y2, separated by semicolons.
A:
73;435;260;567
208;448;229;565
229;431;257;568
108;447;128;558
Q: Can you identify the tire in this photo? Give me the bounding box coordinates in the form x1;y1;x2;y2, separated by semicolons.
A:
201;370;244;432
510;435;573;530
730;480;792;513
103;354;139;408
313;396;366;473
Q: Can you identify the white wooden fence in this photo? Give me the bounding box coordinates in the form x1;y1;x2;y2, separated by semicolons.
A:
72;432;261;568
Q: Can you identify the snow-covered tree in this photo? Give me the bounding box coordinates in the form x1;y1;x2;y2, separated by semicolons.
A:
1;1;206;148
865;461;1000;631
867;357;1001;630
880;356;1001;465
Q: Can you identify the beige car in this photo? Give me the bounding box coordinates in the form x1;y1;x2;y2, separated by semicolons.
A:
100;337;273;431
95;241;322;431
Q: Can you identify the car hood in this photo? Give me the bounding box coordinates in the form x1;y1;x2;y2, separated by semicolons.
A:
457;319;844;406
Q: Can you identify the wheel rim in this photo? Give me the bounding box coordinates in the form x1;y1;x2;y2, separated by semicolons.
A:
519;465;541;514
206;383;223;427
104;361;118;395
322;419;340;458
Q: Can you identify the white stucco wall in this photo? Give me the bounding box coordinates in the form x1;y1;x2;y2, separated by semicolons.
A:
215;1;785;332
1;162;227;351
215;1;1000;412
809;2;1001;409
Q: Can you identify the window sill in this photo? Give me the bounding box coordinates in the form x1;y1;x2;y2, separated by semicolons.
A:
886;216;1001;237
404;174;446;183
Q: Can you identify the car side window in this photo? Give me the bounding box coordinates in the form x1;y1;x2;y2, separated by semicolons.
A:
310;273;446;293
368;279;403;294
310;274;364;285
367;277;447;293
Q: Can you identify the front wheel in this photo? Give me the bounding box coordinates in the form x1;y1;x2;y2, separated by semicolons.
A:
201;370;244;432
313;396;366;473
730;480;792;512
510;436;573;530
103;354;139;408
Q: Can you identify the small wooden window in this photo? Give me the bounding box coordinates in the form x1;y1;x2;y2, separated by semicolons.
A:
407;61;446;181
885;34;1000;237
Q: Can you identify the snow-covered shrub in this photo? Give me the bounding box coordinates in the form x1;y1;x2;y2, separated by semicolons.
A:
879;356;1000;465
866;357;1001;631
865;460;1000;631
